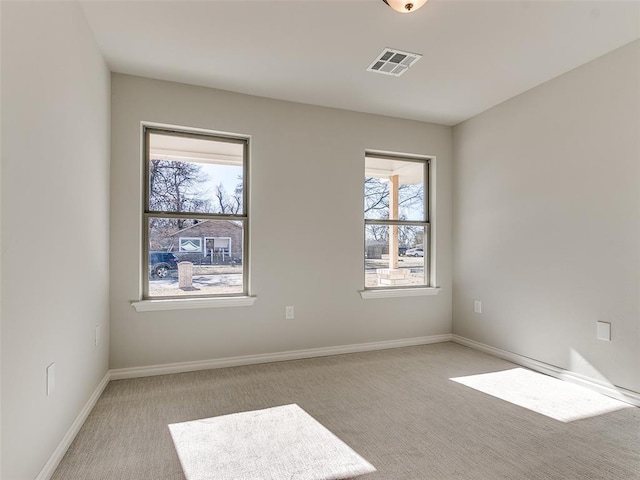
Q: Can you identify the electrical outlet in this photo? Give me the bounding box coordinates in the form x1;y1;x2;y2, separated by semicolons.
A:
473;300;482;314
46;363;55;396
285;306;295;320
95;325;101;347
597;321;611;341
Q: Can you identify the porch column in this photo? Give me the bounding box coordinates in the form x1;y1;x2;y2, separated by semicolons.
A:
389;174;399;269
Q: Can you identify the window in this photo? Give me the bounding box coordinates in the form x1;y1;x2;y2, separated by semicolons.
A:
143;127;248;299
364;153;429;289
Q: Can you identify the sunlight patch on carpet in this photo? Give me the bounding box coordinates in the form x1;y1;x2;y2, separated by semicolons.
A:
168;404;376;480
451;368;632;422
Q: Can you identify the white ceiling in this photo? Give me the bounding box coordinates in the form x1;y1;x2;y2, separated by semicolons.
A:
80;0;640;126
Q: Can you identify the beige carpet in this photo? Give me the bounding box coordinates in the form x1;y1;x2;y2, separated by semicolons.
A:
168;404;375;480
52;343;640;479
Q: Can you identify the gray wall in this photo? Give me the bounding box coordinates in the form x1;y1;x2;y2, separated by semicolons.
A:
452;40;640;393
110;74;453;369
1;2;111;479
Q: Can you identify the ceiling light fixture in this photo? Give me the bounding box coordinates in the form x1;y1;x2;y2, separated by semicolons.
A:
382;0;428;13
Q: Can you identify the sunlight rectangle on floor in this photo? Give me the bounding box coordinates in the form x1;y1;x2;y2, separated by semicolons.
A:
451;368;632;422
168;404;376;480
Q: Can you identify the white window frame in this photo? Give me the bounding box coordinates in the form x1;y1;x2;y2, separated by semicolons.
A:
205;236;232;253
362;151;440;298
138;125;251;304
205;236;232;262
179;237;203;253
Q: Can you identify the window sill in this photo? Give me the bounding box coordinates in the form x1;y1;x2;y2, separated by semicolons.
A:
131;296;257;312
359;287;441;300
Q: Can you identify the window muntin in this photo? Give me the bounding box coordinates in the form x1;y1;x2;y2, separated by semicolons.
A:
143;128;248;299
364;153;429;289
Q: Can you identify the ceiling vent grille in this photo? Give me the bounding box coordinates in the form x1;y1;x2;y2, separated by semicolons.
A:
367;48;422;77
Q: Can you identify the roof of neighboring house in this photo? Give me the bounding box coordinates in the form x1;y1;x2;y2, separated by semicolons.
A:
166;219;242;237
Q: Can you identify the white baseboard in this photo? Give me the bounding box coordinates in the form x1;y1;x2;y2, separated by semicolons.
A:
110;334;453;380
35;372;110;480
452;335;640;407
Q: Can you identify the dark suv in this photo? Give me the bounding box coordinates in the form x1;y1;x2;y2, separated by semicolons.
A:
149;251;178;278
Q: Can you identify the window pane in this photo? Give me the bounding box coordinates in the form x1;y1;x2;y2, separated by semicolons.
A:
148;133;244;215
147;217;244;297
365;225;425;287
364;157;424;221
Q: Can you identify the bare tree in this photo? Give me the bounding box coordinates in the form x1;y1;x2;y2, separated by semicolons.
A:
148;159;211;247
366;224;423;250
213;178;243;214
364;177;424;247
149;159;211;215
364;178;390;217
364;177;423;220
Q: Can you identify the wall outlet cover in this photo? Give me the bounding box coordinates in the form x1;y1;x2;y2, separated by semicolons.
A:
596;321;611;341
46;363;56;396
285;306;295;320
473;300;482;314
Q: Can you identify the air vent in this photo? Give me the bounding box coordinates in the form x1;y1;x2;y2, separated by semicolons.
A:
367;48;422;77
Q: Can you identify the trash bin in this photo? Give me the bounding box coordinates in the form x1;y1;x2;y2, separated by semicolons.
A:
178;261;193;289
